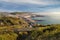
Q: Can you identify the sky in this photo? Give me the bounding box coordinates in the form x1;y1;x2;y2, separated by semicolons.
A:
0;0;60;12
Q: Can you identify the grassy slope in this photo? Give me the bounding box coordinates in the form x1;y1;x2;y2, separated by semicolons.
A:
0;17;60;40
16;24;60;40
0;17;29;40
25;24;60;40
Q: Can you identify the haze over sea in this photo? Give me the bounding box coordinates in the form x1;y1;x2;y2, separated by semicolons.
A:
32;12;60;25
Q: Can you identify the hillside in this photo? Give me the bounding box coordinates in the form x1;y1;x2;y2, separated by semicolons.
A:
0;16;29;31
0;13;60;40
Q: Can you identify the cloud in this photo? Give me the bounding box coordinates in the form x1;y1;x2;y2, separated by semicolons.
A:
35;12;60;16
45;7;60;12
0;9;23;12
0;0;46;5
0;0;60;5
0;9;12;12
0;0;60;12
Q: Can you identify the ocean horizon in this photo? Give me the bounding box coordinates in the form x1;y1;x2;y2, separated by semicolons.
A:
32;14;60;25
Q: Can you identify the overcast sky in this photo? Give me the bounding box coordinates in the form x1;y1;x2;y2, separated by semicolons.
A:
0;0;60;13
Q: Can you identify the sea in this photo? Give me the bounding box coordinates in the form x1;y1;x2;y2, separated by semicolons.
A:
32;14;60;25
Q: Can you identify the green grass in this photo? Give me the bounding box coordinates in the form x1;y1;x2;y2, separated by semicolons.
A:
0;16;60;40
